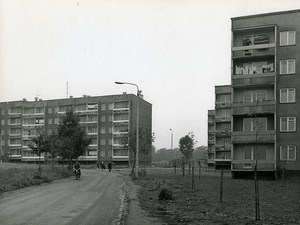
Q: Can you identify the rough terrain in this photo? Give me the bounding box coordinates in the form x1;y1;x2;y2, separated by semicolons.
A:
134;168;300;225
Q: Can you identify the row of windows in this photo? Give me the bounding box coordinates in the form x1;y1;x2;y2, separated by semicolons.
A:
243;145;296;161
1;101;130;115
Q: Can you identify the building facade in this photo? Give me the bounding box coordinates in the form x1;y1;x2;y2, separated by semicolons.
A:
207;9;300;176
0;94;152;165
231;10;300;176
207;110;215;167
214;85;232;169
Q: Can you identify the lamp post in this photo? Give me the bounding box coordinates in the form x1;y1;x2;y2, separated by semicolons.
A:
170;128;173;167
115;81;140;178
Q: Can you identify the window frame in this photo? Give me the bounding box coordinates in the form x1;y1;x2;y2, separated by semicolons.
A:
280;88;296;103
280;59;295;75
280;145;297;161
280;31;296;46
280;117;296;132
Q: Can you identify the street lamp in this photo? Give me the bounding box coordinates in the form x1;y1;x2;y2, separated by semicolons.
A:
115;81;140;178
170;128;173;166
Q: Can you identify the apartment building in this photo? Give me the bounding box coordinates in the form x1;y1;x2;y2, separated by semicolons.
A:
231;10;300;177
0;94;152;166
214;85;232;169
207;110;215;167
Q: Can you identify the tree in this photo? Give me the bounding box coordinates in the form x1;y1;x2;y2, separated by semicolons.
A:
57;110;91;169
28;132;50;177
122;128;154;175
179;132;196;161
48;131;59;167
179;132;196;175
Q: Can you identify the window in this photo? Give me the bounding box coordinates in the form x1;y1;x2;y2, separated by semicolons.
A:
101;127;106;134
251;118;267;132
48;118;53;124
280;31;296;46
280;59;295;74
108;103;113;110
244;146;252;160
280;146;296;161
280;117;296;132
48;108;52;114
87;126;97;134
1;120;4;125
108;127;112;133
100;139;105;145
54;118;59;124
1;109;5;115
101;104;106;111
101;116;105;122
108;139;112;145
109;115;113;122
87;115;97;122
280;88;295;103
36;107;44;114
100;150;105;157
243;90;267;103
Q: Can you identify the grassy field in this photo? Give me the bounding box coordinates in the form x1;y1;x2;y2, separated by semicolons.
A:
134;168;300;225
0;162;72;194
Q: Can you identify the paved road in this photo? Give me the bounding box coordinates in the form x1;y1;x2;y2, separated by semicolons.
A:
0;169;126;225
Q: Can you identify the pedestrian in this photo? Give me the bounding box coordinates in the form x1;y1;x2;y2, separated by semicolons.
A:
108;162;112;172
101;161;105;171
96;161;100;171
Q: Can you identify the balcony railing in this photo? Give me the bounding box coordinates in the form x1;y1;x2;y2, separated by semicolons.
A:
232;102;275;115
232;131;275;143
232;75;275;87
214;117;231;123
231;160;276;171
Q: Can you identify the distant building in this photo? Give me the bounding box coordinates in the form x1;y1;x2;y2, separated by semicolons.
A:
207;110;215;167
208;9;300;177
0;94;152;166
214;85;231;170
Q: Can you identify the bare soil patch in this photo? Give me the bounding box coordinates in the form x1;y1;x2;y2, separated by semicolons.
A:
134;168;300;225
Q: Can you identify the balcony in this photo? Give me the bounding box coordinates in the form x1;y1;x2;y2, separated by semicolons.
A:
22;156;45;162
232;46;275;59
9;155;22;160
215;145;231;151
9;144;22;147
215;116;231;123
232;43;276;52
232;75;275;87
215;158;231;162
215;102;231;108
231;160;276;171
215;130;231;137
232;131;275;144
207;159;215;164
113;107;129;114
232;101;275;115
9;133;22;137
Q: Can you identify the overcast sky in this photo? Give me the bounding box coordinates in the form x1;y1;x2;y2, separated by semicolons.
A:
0;0;300;150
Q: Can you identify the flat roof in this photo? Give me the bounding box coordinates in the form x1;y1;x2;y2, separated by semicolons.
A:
232;9;300;21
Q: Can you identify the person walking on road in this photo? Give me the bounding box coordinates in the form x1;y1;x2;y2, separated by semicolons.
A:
100;161;105;171
96;161;100;171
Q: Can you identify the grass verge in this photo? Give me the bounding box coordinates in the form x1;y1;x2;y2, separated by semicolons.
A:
134;168;300;225
0;163;73;194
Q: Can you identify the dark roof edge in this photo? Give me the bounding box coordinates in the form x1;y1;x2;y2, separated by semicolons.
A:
0;94;152;106
231;9;300;21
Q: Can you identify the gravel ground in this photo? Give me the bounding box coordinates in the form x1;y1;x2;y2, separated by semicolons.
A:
133;168;300;225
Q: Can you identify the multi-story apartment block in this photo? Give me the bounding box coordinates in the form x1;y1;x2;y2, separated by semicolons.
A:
231;10;300;177
0;94;152;166
214;85;232;169
207;110;215;167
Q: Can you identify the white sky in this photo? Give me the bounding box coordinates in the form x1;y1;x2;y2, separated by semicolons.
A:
0;0;300;149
